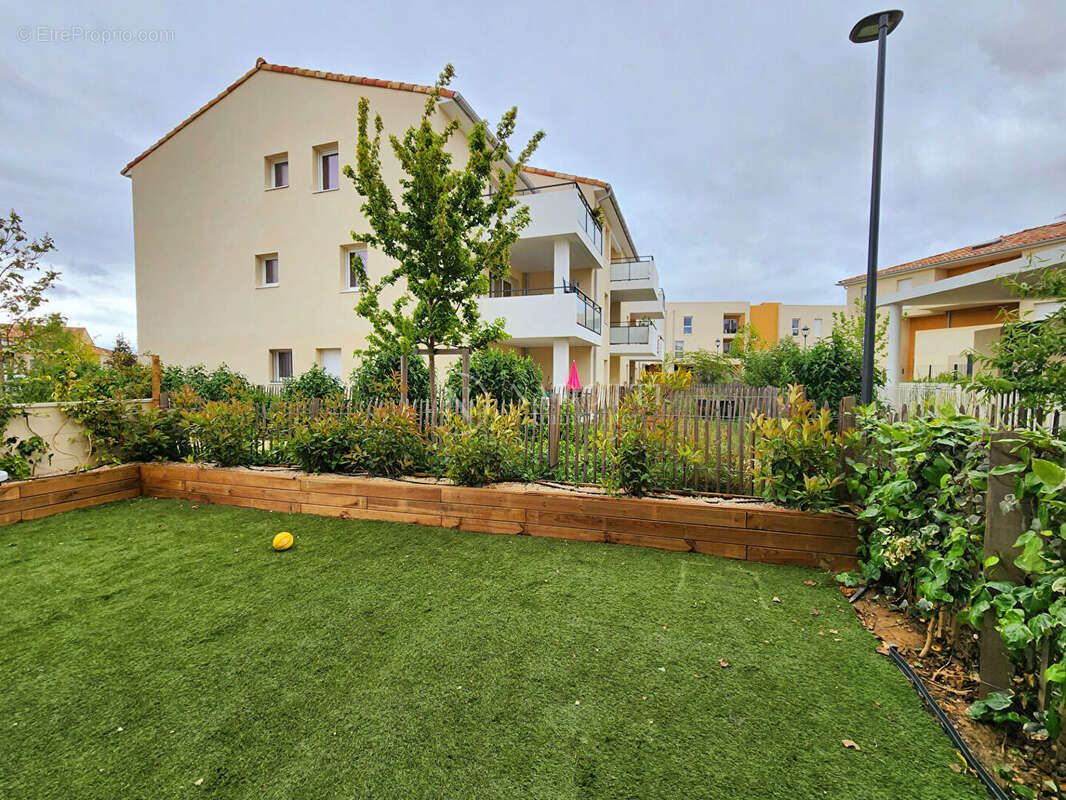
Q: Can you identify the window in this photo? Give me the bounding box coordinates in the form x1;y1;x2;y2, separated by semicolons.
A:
271;349;293;382
343;246;366;290
723;317;739;334
674;340;684;356
896;278;912;292
318;348;342;379
682;315;693;335
257;253;279;287
315;144;339;191
791;318;800;336
491;277;514;296
265;153;288;189
722;339;732;354
813;318;823;337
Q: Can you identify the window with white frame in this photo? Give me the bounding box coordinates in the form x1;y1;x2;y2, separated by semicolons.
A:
791;317;800;336
257;254;279;287
316;144;339;191
674;340;684;356
266;153;288;189
813;318;823;337
271;349;293;382
682;315;693;335
343;245;366;290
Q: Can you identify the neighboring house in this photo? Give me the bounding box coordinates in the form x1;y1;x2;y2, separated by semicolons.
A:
663;301;844;357
122;59;663;389
2;325;112;370
837;220;1066;384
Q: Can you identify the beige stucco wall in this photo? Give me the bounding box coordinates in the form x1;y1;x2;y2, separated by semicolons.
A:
664;300;844;356
3;401;153;477
911;323;1001;379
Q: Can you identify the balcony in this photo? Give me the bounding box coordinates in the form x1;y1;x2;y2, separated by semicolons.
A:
626;288;666;320
610;256;660;301
723;317;740;334
478;285;602;347
609;321;664;360
507;182;604;273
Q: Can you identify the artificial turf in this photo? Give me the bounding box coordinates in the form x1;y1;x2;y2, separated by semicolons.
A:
0;497;985;799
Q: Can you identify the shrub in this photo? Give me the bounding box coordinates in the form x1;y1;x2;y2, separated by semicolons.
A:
349;403;425;477
791;329;873;415
604;369;702;497
671;349;738;384
963;429;1065;737
847;405;988;638
444;349;543;405
181;400;257;466
0;435;48;479
437;396;526;486
350;347;429;404
281;365;344;401
750;384;845;511
292;410;363;473
162;363;253;402
737;337;801;389
64;398;189;464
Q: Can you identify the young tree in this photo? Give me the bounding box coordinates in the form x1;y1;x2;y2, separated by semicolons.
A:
344;64;545;398
832;297;889;361
969;267;1066;412
0;210;58;387
669;349;738;384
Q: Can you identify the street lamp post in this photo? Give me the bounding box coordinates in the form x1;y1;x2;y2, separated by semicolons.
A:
851;9;903;405
801;325;810;349
715;338;721;354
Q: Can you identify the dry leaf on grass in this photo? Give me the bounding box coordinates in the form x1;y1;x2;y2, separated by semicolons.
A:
718;659;730;668
949;763;962;773
842;739;861;751
803;580;817;586
811;610;820;616
772;597;781;603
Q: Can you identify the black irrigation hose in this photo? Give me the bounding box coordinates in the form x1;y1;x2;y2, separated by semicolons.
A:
885;644;1010;800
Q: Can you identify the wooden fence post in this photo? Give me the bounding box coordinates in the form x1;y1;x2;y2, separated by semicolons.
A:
837;395;857;435
979;433;1028;699
461;348;470;421
547;392;561;469
151;355;161;408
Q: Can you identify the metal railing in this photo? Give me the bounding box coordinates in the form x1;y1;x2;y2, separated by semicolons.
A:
609;320;659;345
484;283;602;335
610;256;654;281
511;181;603;255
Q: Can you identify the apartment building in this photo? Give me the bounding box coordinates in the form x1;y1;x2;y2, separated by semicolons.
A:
123;59;664;389
838;220;1066;384
664;301;844;358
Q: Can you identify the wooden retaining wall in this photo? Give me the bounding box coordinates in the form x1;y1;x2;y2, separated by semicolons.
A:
0;464;142;525
139;464;858;570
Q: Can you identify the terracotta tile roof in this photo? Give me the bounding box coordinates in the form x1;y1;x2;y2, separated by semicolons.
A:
522;165;608;188
839;219;1066;285
121;58;454;176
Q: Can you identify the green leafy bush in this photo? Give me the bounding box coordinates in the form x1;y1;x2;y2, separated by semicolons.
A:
292;410;363;473
349;403;425;477
791;329;872;414
444;349;543;405
0;435;48;479
848;405;988;631
964;430;1065;739
670;349;738;384
162;363;253;402
281;365;344;401
750;384;845;511
350;347;429;403
604;370;702;497
181;400;257;467
437;396;526;486
64;398;189;464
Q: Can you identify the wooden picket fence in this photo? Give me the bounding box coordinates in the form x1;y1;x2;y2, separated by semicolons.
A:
162;383;782;496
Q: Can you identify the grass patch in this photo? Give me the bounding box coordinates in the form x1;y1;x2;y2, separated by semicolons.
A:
1;498;984;799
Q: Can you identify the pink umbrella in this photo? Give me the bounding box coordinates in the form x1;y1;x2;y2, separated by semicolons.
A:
565;360;582;393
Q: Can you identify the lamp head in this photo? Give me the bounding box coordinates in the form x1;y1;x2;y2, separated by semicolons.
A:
850;10;903;43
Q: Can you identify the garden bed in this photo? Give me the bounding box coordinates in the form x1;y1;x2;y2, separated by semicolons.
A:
138;463;858;570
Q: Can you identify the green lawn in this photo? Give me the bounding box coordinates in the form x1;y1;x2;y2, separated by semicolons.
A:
1;498;983;799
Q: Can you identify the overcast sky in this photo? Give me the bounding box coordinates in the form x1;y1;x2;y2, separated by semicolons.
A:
3;0;1064;349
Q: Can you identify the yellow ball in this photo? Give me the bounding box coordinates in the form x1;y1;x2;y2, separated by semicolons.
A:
272;531;294;551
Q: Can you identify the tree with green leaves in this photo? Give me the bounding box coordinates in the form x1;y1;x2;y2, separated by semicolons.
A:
968;267;1066;412
0;210;58;388
344;64;545;395
668;348;738;384
833;297;889;361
